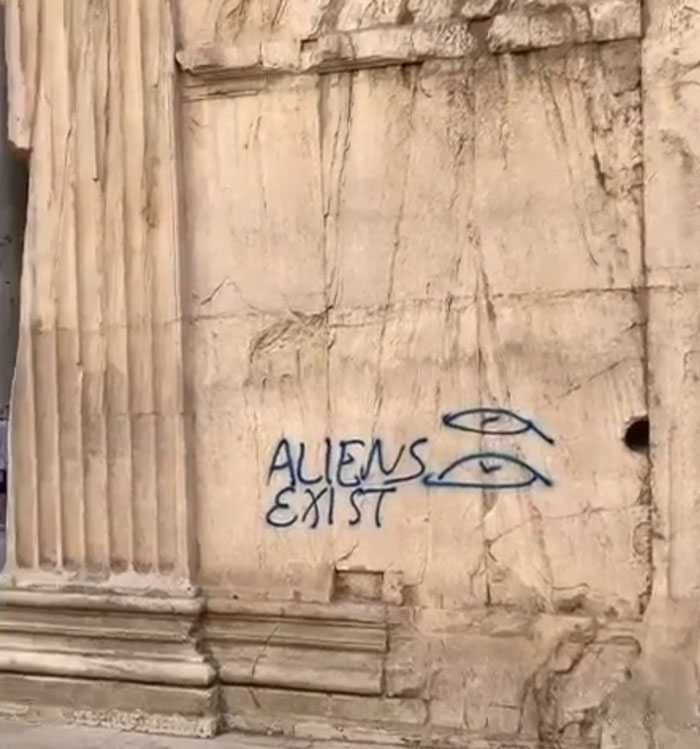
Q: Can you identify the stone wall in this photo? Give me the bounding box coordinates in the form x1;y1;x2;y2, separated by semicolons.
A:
0;1;699;746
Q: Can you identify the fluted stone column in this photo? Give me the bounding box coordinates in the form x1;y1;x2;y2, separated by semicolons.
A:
0;1;214;734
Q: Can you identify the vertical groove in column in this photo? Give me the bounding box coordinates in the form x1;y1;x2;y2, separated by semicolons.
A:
91;5;112;574
140;0;163;573
73;0;109;572
55;0;85;571
169;0;193;580
31;0;60;570
9;295;38;569
104;0;133;573
141;0;164;573
119;0;157;573
147;0;180;574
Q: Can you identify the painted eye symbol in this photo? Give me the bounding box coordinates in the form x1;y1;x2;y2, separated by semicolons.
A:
422;452;553;490
442;407;554;445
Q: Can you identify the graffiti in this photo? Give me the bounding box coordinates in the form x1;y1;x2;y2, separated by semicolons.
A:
422;452;553;490
441;407;554;444
265;407;554;529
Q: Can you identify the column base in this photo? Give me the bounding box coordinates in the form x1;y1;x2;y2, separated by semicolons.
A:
0;675;218;736
0;588;218;737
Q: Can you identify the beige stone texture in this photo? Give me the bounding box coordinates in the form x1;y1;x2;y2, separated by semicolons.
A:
0;0;699;746
0;723;414;749
182;33;645;614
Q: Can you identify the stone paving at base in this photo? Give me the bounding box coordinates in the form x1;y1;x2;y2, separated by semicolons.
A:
0;723;393;749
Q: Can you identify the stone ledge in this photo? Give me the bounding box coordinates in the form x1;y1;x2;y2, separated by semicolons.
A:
488;0;641;53
177;20;475;97
205;597;388;695
0;589;214;687
0;593;646;742
0;675;219;737
206;596;388;624
221;684;602;748
222;686;426;745
177;0;642;98
0;587;204;614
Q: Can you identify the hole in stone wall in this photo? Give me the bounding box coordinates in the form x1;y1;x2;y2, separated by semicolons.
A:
332;570;383;602
624;416;650;454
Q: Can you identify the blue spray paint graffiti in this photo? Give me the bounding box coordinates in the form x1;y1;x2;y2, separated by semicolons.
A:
264;407;554;529
441;407;554;444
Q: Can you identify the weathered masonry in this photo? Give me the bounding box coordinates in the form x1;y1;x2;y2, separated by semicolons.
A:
0;0;698;746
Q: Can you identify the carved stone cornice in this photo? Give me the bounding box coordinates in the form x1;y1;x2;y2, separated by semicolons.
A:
176;0;641;100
